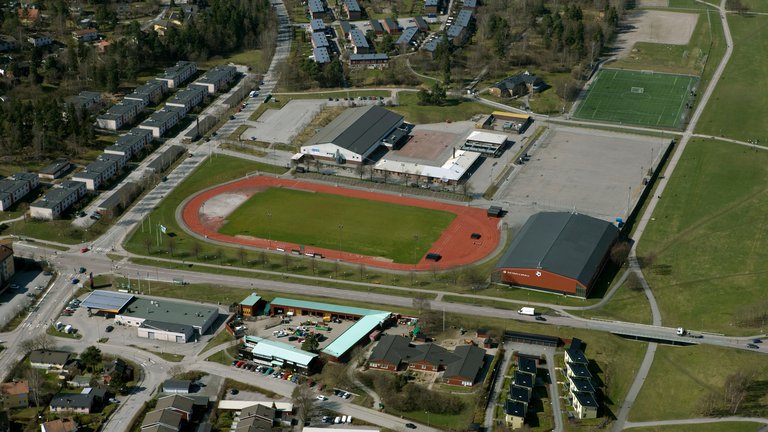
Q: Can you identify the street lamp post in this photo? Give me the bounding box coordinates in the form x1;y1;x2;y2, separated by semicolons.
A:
337;224;344;256
266;211;272;249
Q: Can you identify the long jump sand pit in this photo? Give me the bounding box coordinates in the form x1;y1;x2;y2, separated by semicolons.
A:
616;10;699;58
181;177;501;271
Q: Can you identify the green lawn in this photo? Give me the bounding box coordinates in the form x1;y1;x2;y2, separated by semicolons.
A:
124;156;287;259
219;188;456;264
202;330;234;353
733;0;768;13
630;423;764;432
199;50;266;74
389;92;492;124
571;276;653;325
574;69;697;128
629;344;768;421
637;138;768;334
696;14;768;141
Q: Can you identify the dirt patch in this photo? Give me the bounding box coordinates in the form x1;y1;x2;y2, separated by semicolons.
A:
615;10;699;58
200;192;250;219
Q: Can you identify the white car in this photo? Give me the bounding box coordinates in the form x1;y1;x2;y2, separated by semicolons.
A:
316;395;327;401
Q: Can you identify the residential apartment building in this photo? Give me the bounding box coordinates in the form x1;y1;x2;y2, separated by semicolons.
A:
105;128;153;159
191;65;236;93
133;79;168;104
0;380;29;409
38;160;71;180
0;244;15;291
0;172;39;211
30;181;86;220
348;28;370;54
138;107;183;138
96;99;146;130
156;61;197;89
165;86;207;116
27;33;53;47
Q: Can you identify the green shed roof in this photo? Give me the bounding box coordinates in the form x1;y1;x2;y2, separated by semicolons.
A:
322;312;391;358
270;297;386;317
240;293;262;307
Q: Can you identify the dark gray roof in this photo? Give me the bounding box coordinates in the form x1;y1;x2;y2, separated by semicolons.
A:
493;73;545;90
240;403;275;420
397;27;419;44
143;408;183;429
30;350;72;366
349;28;368;48
566;347;588;364
568;376;596;393
463;0;477;8
313;47;331;63
518;357;537;375
349;53;388;62
340;20;352;34
455;9;472;27
308;0;324;13
496;212;619;288
513;370;533;388
504;400;526;417
370;20;384;32
568;363;592;379
311;32;329;48
344;0;360;12
414;16;428;30
50;393;95;409
443;344;485;382
162;379;191;392
304;105;403;156
574;391;598;407
508;385;530;403
384;17;399;31
410;343;458;366
156;394;194;413
369;334;410;365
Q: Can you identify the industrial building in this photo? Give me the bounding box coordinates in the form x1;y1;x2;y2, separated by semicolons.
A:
494;212;619;297
300;105;404;164
373;148;481;186
462;130;508;156
239;293;266;317
241;335;319;372
269;297;393;361
81;291;218;343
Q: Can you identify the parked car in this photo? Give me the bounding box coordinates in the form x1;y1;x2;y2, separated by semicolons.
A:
71;278;79;284
105;325;114;333
746;343;760;349
80;247;90;253
405;423;417;429
535;316;547;322
316;395;327;401
230;388;239;395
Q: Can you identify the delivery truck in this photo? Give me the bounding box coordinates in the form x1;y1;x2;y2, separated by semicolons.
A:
518;307;536;316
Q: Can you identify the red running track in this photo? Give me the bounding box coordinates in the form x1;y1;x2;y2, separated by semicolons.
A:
180;177;501;271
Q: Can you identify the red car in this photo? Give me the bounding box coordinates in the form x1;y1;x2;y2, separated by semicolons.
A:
80;247;90;253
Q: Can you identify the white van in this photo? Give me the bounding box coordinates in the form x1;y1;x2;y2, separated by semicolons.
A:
341;416;347;423
334;417;341;424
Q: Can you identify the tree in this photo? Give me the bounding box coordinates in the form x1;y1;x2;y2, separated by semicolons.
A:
625;272;643;291
610;241;631;266
167;238;177;257
301;334;320;353
25;369;45;407
413;297;431;314
80;346;102;372
144;237;153;255
291;385;316;425
237;248;247;266
191;242;202;259
20;334;55;354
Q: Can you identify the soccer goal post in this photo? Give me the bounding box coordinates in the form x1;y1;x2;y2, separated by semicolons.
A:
631;87;645;94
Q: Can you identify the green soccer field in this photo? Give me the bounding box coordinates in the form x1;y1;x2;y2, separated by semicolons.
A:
218;188;456;264
574;69;697;129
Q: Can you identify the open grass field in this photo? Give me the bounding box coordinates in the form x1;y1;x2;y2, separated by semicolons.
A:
628;344;768;421
389;92;492;124
124;156;287;258
696;15;768;141
574;69;696;128
611;5;725;84
219;188;456;264
630;423;765;432
571;278;653;325
637;138;768;335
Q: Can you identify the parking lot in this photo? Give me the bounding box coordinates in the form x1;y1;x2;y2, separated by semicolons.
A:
241;99;326;144
0;270;54;328
249;315;358;353
497;125;669;224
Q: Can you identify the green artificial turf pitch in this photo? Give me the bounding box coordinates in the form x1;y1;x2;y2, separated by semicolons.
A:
574;69;697;128
218;188;456;264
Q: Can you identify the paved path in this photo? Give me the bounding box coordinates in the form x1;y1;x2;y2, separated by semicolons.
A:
611;1;734;430
625;417;768;428
484;342;514;431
